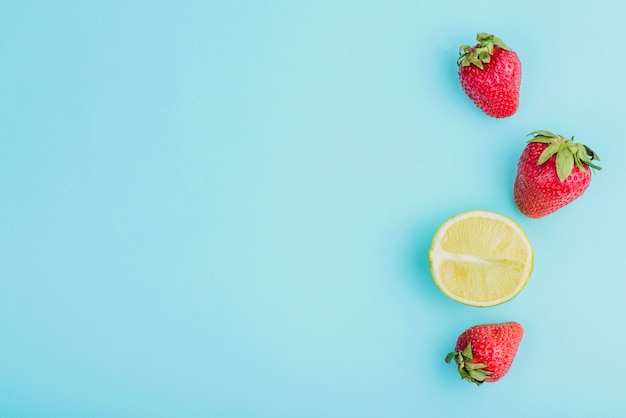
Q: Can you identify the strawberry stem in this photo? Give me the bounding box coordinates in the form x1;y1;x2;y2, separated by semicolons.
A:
445;343;492;386
457;33;510;69
527;131;602;182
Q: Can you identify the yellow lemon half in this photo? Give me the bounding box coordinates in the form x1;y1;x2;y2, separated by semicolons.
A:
429;210;533;307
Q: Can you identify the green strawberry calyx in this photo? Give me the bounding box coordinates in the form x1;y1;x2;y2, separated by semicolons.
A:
445;343;492;386
527;130;602;182
457;33;510;70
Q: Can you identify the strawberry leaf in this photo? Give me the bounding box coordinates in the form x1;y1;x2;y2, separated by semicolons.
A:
459;368;471;381
574;145;590;173
577;147;591;164
477;49;491;63
457;33;510;69
537;143;561;165
445;352;458;364
468;369;490;381
528;130;557;138
531;137;556;144
581;145;602;171
527;131;602;175
528;131;561;145
461;343;473;360
585;160;602;171
470;56;484;69
465;362;489;370
555;144;575;182
584;145;600;161
578;150;602;171
476;32;510;50
490;35;509;50
446;342;494;386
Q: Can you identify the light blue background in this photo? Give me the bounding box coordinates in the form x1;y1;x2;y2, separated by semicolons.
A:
2;1;625;417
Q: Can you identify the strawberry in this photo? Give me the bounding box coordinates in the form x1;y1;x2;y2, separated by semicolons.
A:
458;33;521;118
445;322;523;385
514;130;601;218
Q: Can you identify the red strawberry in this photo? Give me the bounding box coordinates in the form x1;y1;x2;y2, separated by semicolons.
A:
514;130;601;218
458;33;521;118
445;322;523;385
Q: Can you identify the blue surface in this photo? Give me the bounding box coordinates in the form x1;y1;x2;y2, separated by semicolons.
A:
2;1;625;417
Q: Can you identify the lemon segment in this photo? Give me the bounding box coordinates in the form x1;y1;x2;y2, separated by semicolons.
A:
429;210;533;307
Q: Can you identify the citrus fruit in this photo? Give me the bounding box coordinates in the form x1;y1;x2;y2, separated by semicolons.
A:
428;210;533;307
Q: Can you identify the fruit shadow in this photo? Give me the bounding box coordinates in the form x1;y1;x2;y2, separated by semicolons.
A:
404;208;464;312
497;135;526;213
442;51;462;100
435;35;480;117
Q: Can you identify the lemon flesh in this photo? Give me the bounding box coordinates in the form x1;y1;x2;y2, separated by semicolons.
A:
429;210;533;307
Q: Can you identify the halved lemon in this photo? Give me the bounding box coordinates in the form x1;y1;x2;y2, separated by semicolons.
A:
428;210;533;307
